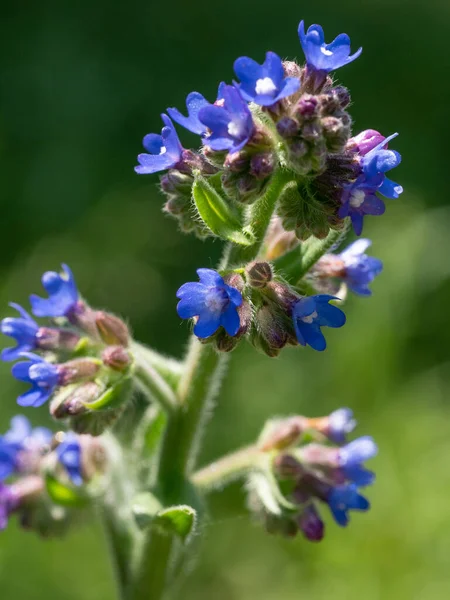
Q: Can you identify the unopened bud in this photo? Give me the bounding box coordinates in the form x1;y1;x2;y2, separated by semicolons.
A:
58;359;101;386
250;152;275;180
321;116;350;153
68;301;100;340
289;140;308;159
224;151;249;173
160;170;193;195
265;281;298;312
297;504;324;542
273;453;305;478
259;416;306;451
50;381;103;419
296;95;319;119
282;60;302;79
246;261;272;289
276;117;299;138
36;328;81;352
253;306;288;357
102;346;132;372
301;121;322;142
95;311;130;347
333;85;351;108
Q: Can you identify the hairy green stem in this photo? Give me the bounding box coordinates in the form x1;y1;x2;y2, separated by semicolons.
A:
228;168;293;265
129;167;288;600
192;445;260;491
131;342;183;390
133;347;178;413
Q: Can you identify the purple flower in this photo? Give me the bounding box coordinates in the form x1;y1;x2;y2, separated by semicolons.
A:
292;295;346;351
56;433;83;486
176;269;243;339
298;20;362;73
1;304;39;362
0;416;52;480
337;239;383;296
199;85;255;154
0;483;18;530
167;92;210;135
338;435;377;486
339;133;403;235
327;483;370;526
30;264;78;318
298;504;324;541
135;114;183;175
328;408;356;443
348;129;385;156
233;51;300;107
11;353;60;408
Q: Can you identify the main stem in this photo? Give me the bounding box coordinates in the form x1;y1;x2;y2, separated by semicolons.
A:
129;168;290;600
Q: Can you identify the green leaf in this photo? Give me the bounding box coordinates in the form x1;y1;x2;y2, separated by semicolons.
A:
192;173;254;246
84;376;132;411
132;496;197;541
45;475;88;508
153;505;196;541
132;492;163;529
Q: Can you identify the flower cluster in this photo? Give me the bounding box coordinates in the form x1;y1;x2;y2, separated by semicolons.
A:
0;415;104;533
176;264;346;353
135;19;402;239
1;265;134;435
249;408;377;541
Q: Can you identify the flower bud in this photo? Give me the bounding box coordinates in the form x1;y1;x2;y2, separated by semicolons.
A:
301;121;322;142
102;346;133;372
35;328;81;352
57;358;101;386
276;117;299;138
95;311;130;347
259;416;306;452
333;86;351;108
321;116;351;153
252;306;287;357
250;152;275;180
160;170;193;195
50;381;102;419
296;95;319;119
297;504;324;542
265;281;298;312
224;151;249;173
245;261;272;289
282;60;302;79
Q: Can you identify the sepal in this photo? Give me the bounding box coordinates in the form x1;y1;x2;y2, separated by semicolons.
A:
132;492;197;542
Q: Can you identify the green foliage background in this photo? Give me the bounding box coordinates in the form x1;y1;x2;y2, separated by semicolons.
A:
1;1;450;598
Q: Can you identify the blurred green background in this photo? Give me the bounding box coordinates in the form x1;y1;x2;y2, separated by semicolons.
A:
1;1;450;598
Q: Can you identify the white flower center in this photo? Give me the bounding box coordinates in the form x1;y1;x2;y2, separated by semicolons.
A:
227;121;241;138
349;189;366;208
159;146;167;155
255;77;277;96
301;310;318;324
321;47;333;56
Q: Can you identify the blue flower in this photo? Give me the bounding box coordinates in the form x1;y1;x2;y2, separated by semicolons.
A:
1;304;39;362
56;433;83;486
198;84;255;154
327;483;370;526
12;353;60;408
0;415;52;480
327;408;356;443
339;133;403;235
233;51;300;107
298;20;362;73
292;295;346;351
338;435;377;486
176;269;243;338
337;239;383;296
30;264;79;318
0;483;18;530
167;92;210;135
135;114;183;175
